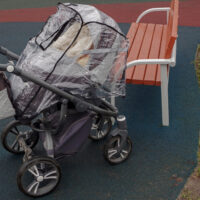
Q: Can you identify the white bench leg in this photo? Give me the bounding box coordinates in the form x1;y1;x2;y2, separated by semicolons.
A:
160;64;169;126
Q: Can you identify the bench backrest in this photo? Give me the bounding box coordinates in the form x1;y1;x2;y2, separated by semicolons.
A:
165;0;179;58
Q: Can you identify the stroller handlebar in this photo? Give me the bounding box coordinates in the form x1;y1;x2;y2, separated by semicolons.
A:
0;63;118;116
0;46;19;61
0;63;10;71
11;66;118;117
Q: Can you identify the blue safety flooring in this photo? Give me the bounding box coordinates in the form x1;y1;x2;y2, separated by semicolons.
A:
0;22;200;200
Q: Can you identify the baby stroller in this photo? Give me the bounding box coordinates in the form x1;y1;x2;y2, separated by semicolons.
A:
0;3;132;198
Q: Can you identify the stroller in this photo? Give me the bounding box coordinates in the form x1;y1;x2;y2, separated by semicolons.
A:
0;3;132;198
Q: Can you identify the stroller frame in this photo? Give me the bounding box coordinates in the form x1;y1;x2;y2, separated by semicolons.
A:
0;45;132;197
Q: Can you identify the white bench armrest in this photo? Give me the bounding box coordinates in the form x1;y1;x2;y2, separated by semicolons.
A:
136;7;170;23
127;58;171;68
127;40;177;68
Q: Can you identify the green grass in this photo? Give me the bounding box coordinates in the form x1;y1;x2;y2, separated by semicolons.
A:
177;135;200;200
181;189;193;200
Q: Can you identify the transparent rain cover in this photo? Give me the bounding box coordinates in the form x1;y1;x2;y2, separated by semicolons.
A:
9;3;129;119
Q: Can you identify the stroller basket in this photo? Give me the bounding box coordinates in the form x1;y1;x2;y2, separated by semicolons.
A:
52;112;93;157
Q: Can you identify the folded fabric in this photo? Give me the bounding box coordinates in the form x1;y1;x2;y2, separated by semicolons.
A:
52;22;93;67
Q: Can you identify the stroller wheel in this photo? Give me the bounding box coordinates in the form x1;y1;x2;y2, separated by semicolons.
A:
89;116;112;141
17;157;61;197
104;136;132;165
1;120;39;154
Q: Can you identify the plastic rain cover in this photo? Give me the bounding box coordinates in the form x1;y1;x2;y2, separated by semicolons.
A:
0;73;15;119
9;3;129;119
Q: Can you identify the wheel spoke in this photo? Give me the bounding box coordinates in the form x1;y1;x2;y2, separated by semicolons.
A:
108;149;117;158
10;130;18;135
40;163;45;170
100;131;105;137
44;176;57;180
120;152;125;159
33;165;39;176
44;170;57;178
14;127;19;134
28;165;39;177
108;149;116;153
11;139;18;149
27;181;39;193
91;124;98;130
122;150;128;154
104;120;108;125
34;182;40;194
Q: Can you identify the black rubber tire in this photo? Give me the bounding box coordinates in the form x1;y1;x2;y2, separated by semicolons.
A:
1;120;39;154
17;157;61;198
89;116;112;141
104;136;132;165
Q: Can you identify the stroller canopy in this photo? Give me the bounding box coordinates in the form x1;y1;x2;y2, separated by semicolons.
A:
10;3;129;119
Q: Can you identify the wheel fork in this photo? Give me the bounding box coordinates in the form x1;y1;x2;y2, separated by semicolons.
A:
110;115;129;152
18;136;33;162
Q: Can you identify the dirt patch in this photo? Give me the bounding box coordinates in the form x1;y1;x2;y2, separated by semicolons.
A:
176;133;200;200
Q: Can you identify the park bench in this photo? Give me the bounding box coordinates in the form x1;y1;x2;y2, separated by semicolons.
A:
126;0;179;126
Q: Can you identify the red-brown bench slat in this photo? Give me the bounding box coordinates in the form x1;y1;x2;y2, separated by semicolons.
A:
165;0;179;58
132;23;156;84
144;24;164;85
127;23;139;53
155;25;168;86
126;23;147;83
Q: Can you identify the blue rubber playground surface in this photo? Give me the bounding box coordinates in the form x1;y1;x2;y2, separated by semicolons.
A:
0;2;200;200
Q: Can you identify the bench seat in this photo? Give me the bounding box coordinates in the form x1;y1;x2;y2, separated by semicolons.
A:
123;0;179;126
126;22;169;86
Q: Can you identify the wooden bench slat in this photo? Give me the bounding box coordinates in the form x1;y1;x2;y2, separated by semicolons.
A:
132;23;156;84
143;24;164;85
155;25;168;86
126;23;147;83
165;0;179;58
127;23;139;53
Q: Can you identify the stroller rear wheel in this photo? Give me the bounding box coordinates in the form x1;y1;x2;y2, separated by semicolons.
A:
89;116;112;141
1;120;39;154
17;157;61;197
104;136;132;165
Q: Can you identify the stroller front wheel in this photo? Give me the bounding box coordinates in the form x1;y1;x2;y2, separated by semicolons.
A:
89;116;112;141
1;120;39;154
104;136;132;165
17;157;61;197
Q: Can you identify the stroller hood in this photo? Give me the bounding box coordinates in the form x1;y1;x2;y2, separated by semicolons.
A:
10;3;129;119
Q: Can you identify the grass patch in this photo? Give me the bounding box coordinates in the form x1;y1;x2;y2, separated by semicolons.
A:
181;189;193;200
177;133;200;200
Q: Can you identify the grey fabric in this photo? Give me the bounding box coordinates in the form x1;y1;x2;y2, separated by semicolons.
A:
39;111;94;156
9;3;128;119
52;112;93;156
0;89;15;120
